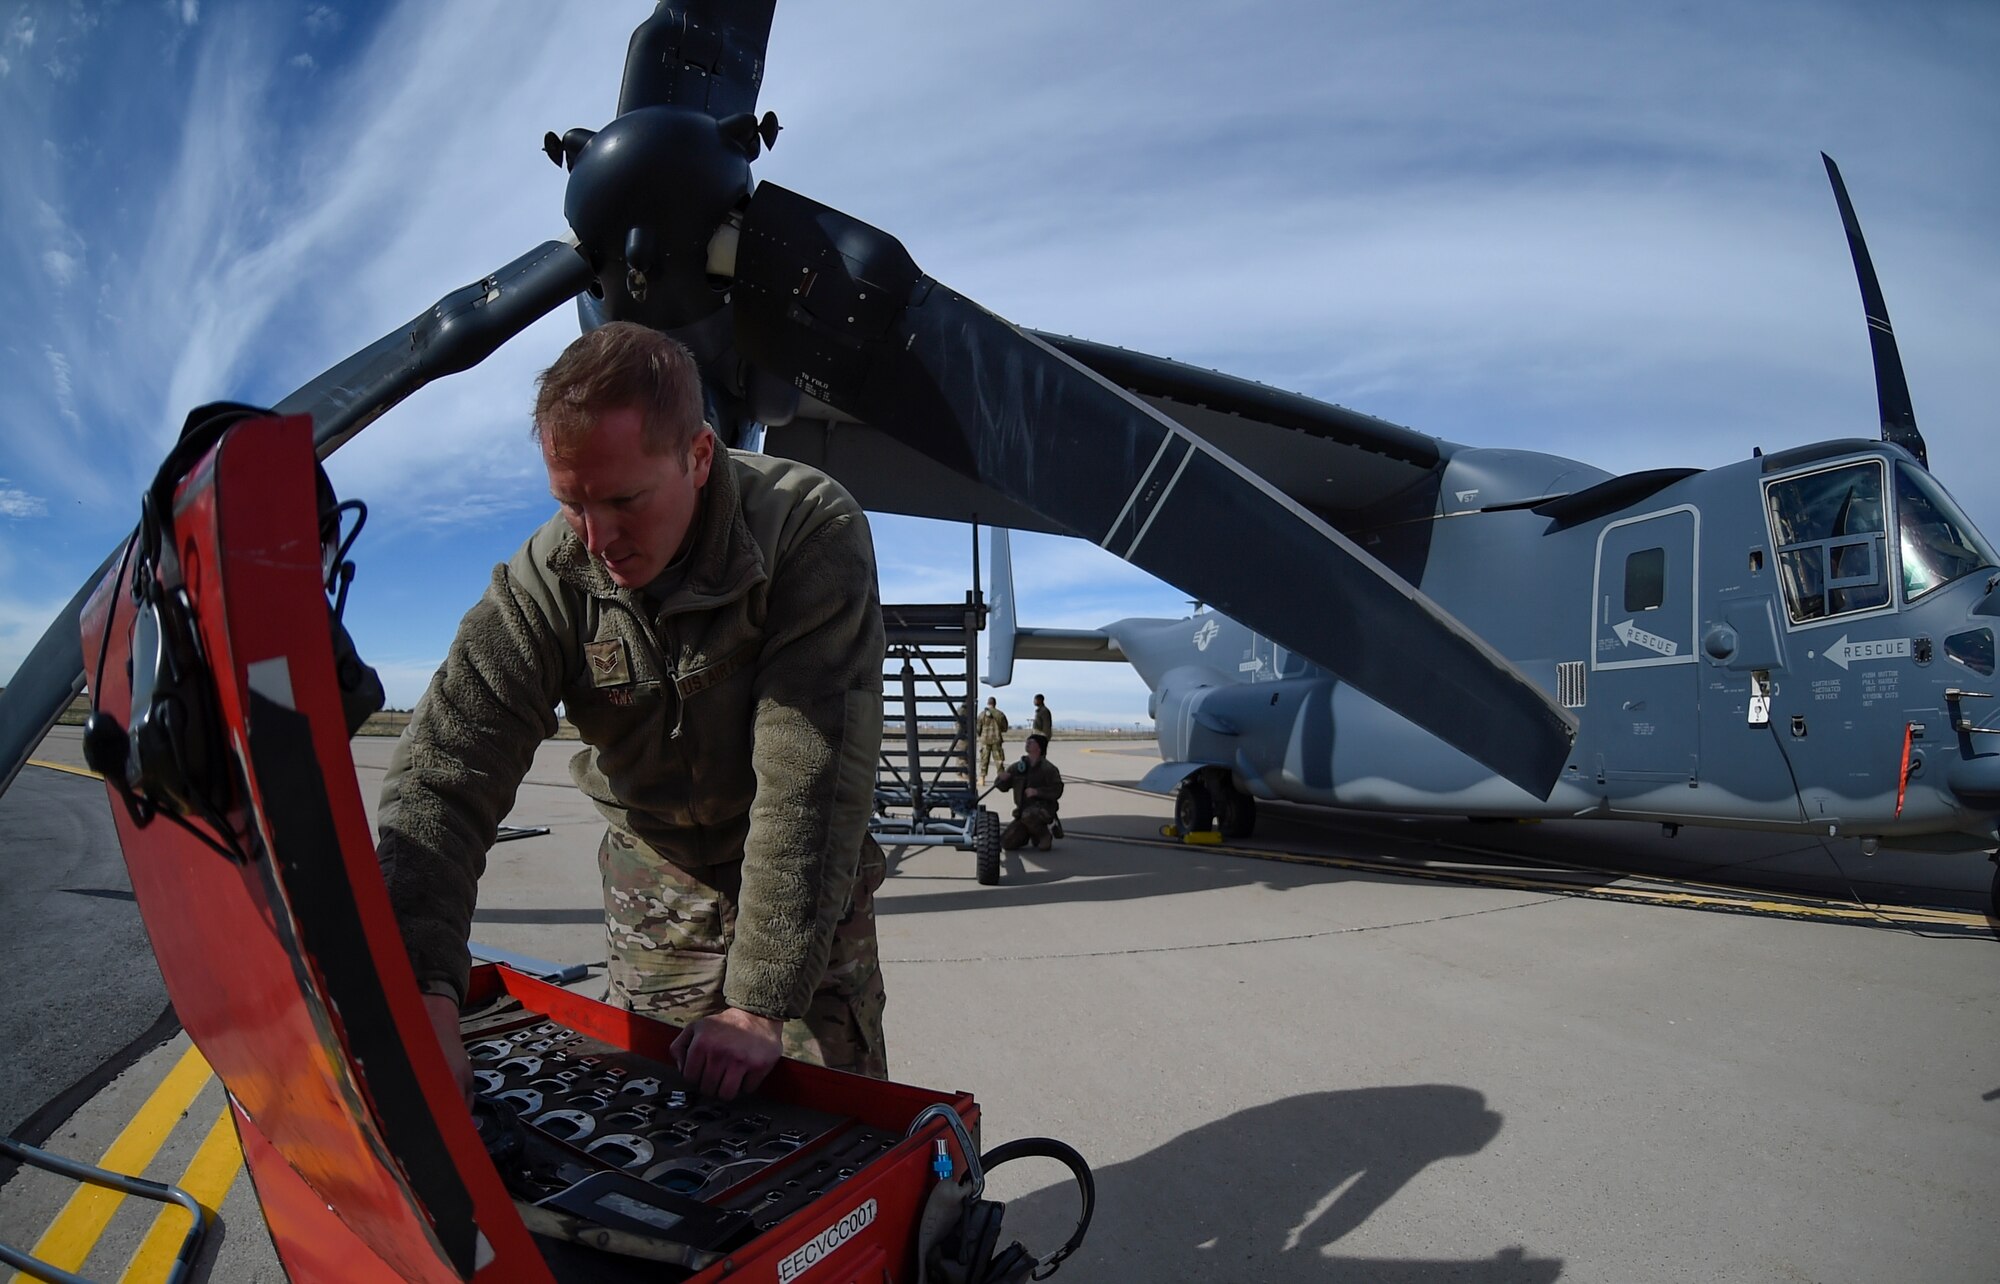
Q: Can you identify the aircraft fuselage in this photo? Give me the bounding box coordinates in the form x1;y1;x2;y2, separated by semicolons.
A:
1132;439;2000;852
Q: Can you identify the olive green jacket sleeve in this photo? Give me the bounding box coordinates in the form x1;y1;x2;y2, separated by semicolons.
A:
995;757;1063;808
375;544;570;1002
726;507;884;1019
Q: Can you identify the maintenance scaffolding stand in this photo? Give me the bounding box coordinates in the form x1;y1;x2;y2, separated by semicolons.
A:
872;536;1005;883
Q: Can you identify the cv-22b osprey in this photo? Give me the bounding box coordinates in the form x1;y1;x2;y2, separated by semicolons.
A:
0;5;1982;915
972;159;2000;913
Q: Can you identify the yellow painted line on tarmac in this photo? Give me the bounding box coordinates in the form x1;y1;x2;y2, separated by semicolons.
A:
26;757;102;780
9;1044;213;1283
118;1105;244;1284
1088;831;1993;932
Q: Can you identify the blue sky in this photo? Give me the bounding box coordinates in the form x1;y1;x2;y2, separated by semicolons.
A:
2;0;1996;727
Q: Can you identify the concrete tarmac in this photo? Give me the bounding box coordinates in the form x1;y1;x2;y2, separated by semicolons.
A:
3;728;1997;1281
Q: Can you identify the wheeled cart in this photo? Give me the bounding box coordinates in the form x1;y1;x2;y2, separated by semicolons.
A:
872;599;1005;885
70;413;1086;1282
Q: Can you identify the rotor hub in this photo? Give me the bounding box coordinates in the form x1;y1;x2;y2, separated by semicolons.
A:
561;105;752;331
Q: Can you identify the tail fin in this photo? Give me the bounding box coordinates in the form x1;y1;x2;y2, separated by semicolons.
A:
985;529;1125;688
988;527;1020;687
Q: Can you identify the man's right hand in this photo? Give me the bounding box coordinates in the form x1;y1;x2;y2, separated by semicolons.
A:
671;1007;785;1101
423;991;474;1105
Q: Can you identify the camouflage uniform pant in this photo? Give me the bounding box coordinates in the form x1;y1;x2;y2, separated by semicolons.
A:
978;737;1007;780
1000;801;1059;849
599;827;888;1079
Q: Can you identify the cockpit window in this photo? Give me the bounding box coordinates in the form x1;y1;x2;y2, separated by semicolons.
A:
1763;461;1891;624
1895;464;1997;601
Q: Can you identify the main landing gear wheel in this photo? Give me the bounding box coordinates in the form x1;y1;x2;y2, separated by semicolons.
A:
1174;778;1215;833
975;808;1001;886
1217;786;1257;840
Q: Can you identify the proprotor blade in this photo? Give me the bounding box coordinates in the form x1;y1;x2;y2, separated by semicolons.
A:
731;183;1576;797
1822;153;1927;469
617;0;777;119
0;240;590;799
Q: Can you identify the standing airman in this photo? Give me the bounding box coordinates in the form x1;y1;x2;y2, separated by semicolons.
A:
976;695;1009;788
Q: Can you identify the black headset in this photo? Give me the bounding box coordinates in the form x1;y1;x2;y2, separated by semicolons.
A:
926;1136;1096;1283
82;403;384;859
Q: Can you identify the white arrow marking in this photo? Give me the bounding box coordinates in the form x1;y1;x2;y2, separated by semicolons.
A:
1613;619;1678;657
1824;634;1912;671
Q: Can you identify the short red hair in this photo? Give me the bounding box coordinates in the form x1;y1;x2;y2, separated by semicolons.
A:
533;321;706;460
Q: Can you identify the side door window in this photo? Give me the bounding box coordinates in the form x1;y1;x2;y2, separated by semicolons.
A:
1763;461;1890;625
1590;506;1700;782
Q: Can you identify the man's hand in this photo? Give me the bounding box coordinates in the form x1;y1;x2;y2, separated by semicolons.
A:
423;991;474;1105
1024;787;1038;798
671;1008;785;1101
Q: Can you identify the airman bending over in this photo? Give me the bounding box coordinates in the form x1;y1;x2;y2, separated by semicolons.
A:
376;322;887;1103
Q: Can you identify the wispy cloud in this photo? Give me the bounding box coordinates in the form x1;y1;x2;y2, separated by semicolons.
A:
42;346;78;427
0;481;48;518
303;5;343;39
0;593;73;683
40;247;77;287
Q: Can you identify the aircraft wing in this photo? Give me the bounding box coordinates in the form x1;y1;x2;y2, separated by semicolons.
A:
761;331;1460;534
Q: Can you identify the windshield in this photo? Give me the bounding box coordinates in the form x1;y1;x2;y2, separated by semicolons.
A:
1896;464;1998;600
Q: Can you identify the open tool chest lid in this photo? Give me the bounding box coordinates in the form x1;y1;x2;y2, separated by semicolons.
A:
80;413;983;1282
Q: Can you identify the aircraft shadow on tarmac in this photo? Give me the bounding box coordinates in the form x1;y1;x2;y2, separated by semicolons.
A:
457;811;1610;926
998;1086;1562;1282
1082;772;1994;911
871;815;1631;920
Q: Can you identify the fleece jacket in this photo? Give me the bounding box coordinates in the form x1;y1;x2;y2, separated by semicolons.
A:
376;450;885;1019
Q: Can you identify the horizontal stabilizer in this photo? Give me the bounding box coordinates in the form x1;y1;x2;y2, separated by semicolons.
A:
1015;629;1124;663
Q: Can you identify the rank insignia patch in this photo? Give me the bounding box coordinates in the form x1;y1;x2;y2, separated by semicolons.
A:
585;639;632;688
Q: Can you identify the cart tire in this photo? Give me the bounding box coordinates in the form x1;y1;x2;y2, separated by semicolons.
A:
976;809;1002;886
1218;787;1257;839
